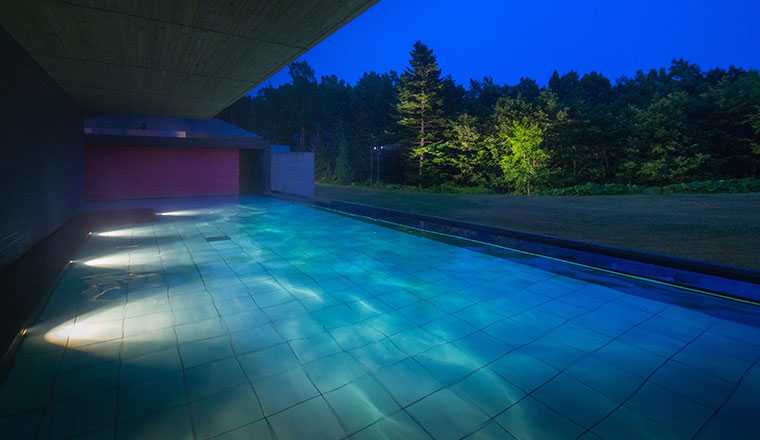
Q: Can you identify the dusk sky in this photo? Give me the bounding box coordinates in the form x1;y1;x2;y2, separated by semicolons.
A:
253;0;760;93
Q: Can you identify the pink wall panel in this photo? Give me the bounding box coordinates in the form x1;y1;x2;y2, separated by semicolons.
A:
85;146;239;200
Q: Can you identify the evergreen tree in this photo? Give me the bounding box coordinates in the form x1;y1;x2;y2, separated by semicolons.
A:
220;57;760;192
334;122;352;184
288;62;318;150
443;114;496;186
397;41;446;179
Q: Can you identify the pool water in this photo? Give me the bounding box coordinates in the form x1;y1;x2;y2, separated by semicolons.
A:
1;197;758;439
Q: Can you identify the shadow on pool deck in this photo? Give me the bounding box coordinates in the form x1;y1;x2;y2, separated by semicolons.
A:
315;185;760;272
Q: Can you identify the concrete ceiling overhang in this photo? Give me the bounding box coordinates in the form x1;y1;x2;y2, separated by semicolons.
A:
0;0;377;118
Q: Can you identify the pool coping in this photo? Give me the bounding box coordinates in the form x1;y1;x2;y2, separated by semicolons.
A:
315;199;760;304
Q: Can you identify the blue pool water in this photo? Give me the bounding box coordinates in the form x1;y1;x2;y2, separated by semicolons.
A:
1;197;758;439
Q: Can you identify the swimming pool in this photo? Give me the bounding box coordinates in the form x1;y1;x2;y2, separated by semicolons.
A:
1;197;758;439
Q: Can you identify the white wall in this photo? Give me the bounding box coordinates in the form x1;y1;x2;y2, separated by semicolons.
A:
269;152;314;198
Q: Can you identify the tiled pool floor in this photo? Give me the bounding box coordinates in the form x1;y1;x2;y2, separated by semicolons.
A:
1;197;759;439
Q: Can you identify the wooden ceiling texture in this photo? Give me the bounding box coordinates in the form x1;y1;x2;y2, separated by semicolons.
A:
1;0;376;117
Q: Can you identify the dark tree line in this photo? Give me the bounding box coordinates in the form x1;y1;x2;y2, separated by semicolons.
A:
219;41;760;193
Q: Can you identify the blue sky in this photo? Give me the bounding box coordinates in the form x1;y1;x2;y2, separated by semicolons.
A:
252;0;760;93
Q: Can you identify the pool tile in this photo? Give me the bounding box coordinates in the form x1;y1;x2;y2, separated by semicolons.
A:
213;419;274;440
169;291;215;311
593;405;683;440
532;299;587;320
565;354;645;403
125;296;171;318
497;396;584;440
172;304;219;326
615;326;686;358
174;318;227;344
649;360;734;408
539;324;611;352
332;323;386;350
263;301;309;321
325;374;400;434
350;339;408;371
250;287;295;308
269;397;346;440
454;303;505;328
214;295;258;316
365;312;416;337
390;327;445;356
229;324;284;355
427;293;476;313
673;337;754;383
695;410;756;440
407;388;488;440
463;421;518;439
516;340;585;370
422;315;478;341
272;317;326;339
374;358;442;407
190;385;263;439
484;317;550;346
54;358;120;400
42;390;117;438
396;302;446;324
624;381;714;438
711;320;760;346
594;340;667;377
119;370;187;419
415;342;482;385
639;314;705;343
121;327;177;360
67;318;124;348
533;373;618;428
450;368;525;416
117;404;194;440
185;357;248;400
349;410;431;440
304;352;369;393
238;343;300;379
252;367;319;415
312;303;363;328
376;290;419;309
289;331;343;363
120;347;182;388
452;331;513;364
573;304;649;337
179;334;233;368
222;309;271;333
490;352;557;392
124;311;174;337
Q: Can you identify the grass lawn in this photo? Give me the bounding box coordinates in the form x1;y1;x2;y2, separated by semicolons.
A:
316;184;760;271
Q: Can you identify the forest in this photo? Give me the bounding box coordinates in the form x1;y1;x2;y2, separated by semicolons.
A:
219;41;760;194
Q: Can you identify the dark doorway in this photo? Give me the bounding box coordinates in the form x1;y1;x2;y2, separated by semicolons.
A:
239;149;268;194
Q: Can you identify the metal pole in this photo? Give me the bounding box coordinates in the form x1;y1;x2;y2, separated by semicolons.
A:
369;146;374;185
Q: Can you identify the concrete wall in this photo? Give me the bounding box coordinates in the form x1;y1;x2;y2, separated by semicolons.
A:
0;27;83;266
270;152;315;198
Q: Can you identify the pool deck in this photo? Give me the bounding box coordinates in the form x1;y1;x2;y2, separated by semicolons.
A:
0;197;758;439
315;185;760;272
